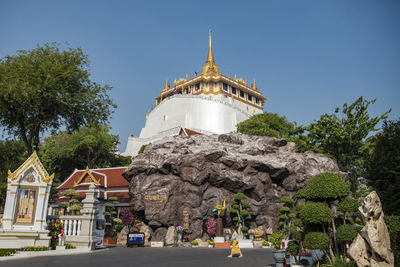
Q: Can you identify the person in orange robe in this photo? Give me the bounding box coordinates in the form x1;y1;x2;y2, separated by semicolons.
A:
228;240;243;258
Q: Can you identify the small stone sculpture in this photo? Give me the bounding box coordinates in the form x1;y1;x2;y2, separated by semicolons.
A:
253;226;265;241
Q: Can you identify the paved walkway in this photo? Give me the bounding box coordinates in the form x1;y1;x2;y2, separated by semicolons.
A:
0;246;275;267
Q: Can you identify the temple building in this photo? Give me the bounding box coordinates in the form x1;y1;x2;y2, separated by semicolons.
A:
123;32;266;156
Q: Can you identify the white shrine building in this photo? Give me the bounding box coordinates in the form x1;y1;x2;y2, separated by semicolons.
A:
123;32;267;156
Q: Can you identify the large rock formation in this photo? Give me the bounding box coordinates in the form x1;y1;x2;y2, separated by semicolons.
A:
349;191;394;267
123;133;342;241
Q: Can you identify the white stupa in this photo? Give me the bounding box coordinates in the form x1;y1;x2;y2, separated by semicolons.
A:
123;31;266;156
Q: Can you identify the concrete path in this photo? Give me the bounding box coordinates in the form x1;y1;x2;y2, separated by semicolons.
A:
0;246;275;267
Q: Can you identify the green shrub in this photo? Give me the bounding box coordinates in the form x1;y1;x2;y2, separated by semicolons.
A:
338;199;359;213
19;246;48;251
385;215;400;266
304;232;331;250
270;231;285;250
299;201;333;224
65;243;76;249
0;249;17;257
297;172;350;201
287;240;299;256
336;224;358;243
300;259;309;266
262;240;269;246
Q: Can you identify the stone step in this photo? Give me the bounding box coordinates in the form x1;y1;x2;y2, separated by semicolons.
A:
239;240;254;248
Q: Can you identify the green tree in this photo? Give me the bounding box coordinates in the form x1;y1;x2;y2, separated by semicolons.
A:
365;119;400;215
0;139;27;211
229;193;252;238
297;172;352;263
236;113;296;138
58;189;82;215
39;125;131;182
104;196;122;237
0;43;116;154
292;97;390;190
278;196;295;239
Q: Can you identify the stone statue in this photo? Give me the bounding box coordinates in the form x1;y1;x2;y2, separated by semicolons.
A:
348;191;394;267
253;226;265;241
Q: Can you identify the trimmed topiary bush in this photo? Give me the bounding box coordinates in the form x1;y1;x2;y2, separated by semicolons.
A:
336;224;358;243
296;172;350;201
299;201;333;224
338;198;359;213
304;232;331;250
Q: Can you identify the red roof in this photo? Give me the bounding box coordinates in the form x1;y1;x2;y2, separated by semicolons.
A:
58;167;128;190
178;128;202;136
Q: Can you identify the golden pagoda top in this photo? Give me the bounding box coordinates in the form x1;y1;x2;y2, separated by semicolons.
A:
201;29;219;75
156;31;266;109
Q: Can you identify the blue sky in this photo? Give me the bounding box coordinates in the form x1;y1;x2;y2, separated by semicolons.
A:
1;0;399;151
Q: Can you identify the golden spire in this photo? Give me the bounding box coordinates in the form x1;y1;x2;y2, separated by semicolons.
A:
202;29;219;75
163;79;169;90
252;79;258;90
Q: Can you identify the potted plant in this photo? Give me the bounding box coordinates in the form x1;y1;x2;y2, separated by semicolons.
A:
207;240;214;248
287;240;301;267
262;240;269;248
176;226;184;243
270;231;286;267
191;240;199;248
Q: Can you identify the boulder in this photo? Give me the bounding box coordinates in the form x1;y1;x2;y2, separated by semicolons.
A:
116;226;129;246
349;191;394;267
165;226;177;247
138;224;152;247
123;133;343;240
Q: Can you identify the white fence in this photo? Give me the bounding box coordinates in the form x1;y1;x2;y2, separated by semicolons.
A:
47;215;82;236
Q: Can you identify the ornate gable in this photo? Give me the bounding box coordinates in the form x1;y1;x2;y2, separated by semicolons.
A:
7;152;54;184
74;166;100;186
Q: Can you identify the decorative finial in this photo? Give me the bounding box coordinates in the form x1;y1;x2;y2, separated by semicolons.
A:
202;29;219;75
252;79;258;90
163;79;169;90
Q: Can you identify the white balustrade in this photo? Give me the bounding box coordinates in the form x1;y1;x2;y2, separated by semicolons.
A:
53;217;82;236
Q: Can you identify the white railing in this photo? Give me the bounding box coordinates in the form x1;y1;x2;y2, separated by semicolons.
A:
46;215;82;236
60;216;82;236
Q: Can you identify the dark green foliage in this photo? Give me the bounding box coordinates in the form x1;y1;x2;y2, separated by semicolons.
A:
290;229;302;241
299;201;333;224
229;193;252;236
366;119;400;215
338;199;359;213
297;172;350;201
280;196;294;206
336;224;358;243
104;196;120;237
0;43;116;154
287;240;299;256
0;139;27;212
280;206;290;213
304;232;331;250
0;249;17;257
39;126;131;182
290;97;390;191
236;112;296;138
385;215;400;266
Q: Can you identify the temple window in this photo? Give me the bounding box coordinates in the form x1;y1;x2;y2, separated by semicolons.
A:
195;83;200;91
248;94;252;101
256;98;259;104
240;90;244;98
231;87;237;95
223;83;228;91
